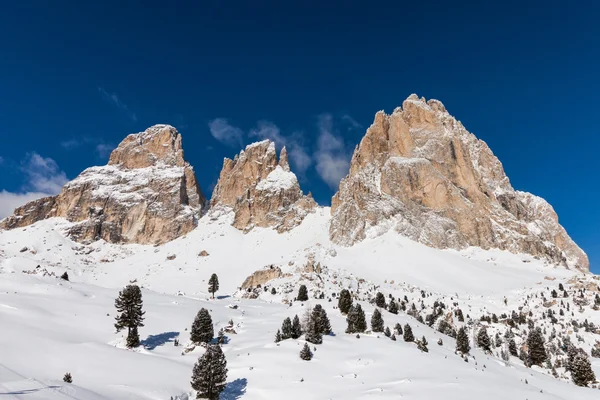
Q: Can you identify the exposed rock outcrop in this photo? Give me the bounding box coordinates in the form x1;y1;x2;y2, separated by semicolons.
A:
240;265;284;289
330;94;589;270
210;140;316;232
1;125;206;245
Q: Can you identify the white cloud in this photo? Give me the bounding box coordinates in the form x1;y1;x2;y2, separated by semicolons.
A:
0;191;48;219
314;113;352;189
21;153;68;194
60;138;81;150
0;153;68;220
98;87;137;122
208;118;244;147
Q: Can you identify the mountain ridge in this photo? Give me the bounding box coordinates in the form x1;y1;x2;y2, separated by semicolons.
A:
0;95;589;270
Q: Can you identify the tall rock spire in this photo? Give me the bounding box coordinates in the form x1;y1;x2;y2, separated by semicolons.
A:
210;140;315;232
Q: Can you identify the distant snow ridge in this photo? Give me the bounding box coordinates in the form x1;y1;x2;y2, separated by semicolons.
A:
330;94;588;270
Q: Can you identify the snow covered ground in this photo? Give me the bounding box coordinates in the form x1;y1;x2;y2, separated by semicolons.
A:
0;208;598;399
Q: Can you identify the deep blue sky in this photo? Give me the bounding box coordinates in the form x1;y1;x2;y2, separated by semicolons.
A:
0;1;598;272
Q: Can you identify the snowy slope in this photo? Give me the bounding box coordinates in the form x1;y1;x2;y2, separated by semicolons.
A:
0;208;598;399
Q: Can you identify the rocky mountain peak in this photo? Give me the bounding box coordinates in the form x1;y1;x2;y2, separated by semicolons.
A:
108;124;186;169
210;140;316;232
330;94;589;270
1;125;206;245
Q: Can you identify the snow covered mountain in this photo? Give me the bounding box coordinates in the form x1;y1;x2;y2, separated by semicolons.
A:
0;95;597;399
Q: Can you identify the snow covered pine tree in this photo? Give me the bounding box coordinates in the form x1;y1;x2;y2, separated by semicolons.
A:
191;344;228;399
191;308;214;344
208;273;219;299
114;284;145;348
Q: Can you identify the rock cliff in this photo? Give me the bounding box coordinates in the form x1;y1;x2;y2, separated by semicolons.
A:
210;140;316;232
330;94;589;270
1;125;206;245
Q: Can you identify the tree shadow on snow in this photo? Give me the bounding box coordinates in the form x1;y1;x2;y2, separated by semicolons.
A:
221;378;248;399
217;295;231;300
141;331;179;350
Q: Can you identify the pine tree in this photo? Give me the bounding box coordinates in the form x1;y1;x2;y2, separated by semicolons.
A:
371;309;384;332
477;327;491;352
456;308;464;322
291;315;302;339
388;299;398;314
375;292;386;308
403;324;414;342
526;327;547;366
191;308;214;344
299;342;313;361
508;338;518;357
191;344;228;399
571;351;596;387
417;338;429;353
281;317;293;339
114;284;145;348
391;333;397;341
345;304;366;333
338;289;353;314
384;326;391;337
60;272;69;281
558;283;564;291
297;285;308;301
275;329;282;343
305;313;323;344
456;327;470;354
313;304;332;335
394;323;403;335
208;274;219;299
271;287;276;295
63;372;72;383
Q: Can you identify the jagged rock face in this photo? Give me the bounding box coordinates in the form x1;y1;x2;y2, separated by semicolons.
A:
210;140;316;232
330;94;589;270
1;125;207;245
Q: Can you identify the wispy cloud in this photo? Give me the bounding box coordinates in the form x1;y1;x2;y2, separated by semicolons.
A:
95;143;115;159
249;120;312;175
20;152;69;194
314;113;352;189
341;114;362;130
208;118;244;147
0;153;68;219
60;136;115;159
98;87;137;122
